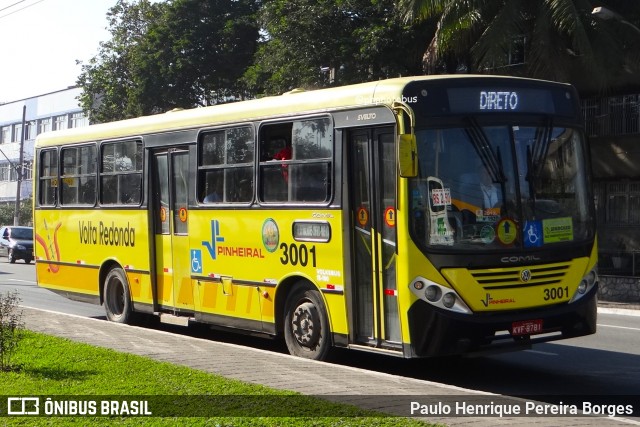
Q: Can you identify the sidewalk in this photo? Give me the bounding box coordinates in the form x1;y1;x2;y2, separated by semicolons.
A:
598;301;640;312
18;306;636;426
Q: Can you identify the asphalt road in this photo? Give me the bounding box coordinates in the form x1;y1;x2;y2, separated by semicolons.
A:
2;259;639;402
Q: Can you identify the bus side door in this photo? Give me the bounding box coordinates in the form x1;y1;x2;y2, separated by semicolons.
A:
151;148;195;313
349;127;401;347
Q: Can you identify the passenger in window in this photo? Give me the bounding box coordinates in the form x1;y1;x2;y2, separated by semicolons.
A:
273;145;292;182
204;191;221;203
203;176;223;203
273;145;292;161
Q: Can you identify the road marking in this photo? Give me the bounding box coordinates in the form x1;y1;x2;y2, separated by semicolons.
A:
598;307;640;317
523;350;557;356
611;417;640;426
598;323;640;332
9;279;37;284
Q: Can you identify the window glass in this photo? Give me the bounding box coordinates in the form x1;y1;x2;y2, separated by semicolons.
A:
410;124;592;251
13;124;22;142
198;126;254;204
39;149;58;206
172;153;189;234
201;132;225;166
259;117;333;203
0;165;11;181
54;115;67;131
70;112;89;128
153;154;170;234
38;118;51;135
61;145;97;205
292;119;332;160
26;121;36;140
0;127;9;144
100;140;142;205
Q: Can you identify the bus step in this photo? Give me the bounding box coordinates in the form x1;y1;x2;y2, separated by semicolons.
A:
159;313;191;327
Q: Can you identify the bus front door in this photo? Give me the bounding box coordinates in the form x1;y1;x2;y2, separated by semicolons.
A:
152;149;195;314
349;127;401;348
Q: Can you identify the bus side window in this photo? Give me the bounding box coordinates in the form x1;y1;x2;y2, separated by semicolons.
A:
261;139;288;201
198;126;254;204
39;149;58;206
259;124;292;202
258;118;332;204
100;140;142;205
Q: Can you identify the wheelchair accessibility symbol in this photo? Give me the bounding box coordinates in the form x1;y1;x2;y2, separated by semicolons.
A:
191;249;203;273
524;221;543;248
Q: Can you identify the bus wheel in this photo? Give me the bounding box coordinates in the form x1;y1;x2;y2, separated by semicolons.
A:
103;267;132;324
284;287;331;360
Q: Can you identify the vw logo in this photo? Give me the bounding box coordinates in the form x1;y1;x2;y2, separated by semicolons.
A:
520;269;532;282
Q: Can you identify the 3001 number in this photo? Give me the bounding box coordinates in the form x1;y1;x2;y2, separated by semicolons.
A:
279;243;317;267
543;286;569;301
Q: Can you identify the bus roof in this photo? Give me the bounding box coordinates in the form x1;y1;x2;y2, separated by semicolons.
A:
35;74;568;147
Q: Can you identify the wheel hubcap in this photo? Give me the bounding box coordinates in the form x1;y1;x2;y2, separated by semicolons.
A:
292;302;320;347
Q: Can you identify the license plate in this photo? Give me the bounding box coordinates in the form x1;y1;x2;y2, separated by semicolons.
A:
511;319;543;336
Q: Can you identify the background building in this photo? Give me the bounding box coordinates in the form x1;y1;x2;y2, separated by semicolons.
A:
0;86;89;205
583;92;640;289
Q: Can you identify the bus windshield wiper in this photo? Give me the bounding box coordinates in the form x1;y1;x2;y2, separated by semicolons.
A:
465;118;506;183
529;118;553;182
465;118;509;215
526;118;553;200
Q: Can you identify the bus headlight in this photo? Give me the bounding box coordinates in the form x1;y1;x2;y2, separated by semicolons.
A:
410;277;471;314
425;285;441;302
570;267;598;303
442;293;456;308
577;280;587;295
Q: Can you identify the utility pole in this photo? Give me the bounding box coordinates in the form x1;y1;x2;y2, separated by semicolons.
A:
13;105;25;226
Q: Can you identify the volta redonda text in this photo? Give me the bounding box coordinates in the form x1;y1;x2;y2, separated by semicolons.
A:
78;221;136;247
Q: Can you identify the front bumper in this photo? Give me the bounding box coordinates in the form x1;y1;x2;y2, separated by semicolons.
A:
407;285;598;357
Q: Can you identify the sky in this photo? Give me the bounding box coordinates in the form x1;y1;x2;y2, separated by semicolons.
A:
0;0;118;103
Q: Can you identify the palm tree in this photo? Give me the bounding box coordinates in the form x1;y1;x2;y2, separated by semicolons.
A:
397;0;636;94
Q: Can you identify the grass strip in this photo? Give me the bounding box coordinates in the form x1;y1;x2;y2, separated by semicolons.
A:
0;331;438;426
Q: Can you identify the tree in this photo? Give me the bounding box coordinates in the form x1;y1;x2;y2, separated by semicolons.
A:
77;0;166;123
244;0;433;95
135;0;260;110
77;0;260;123
0;199;32;226
397;0;639;94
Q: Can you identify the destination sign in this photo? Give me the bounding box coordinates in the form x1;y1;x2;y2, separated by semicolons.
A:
403;79;579;119
448;87;554;114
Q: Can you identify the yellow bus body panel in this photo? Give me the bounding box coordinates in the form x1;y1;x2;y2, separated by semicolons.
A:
188;209;348;334
34;205;348;335
34;209;152;304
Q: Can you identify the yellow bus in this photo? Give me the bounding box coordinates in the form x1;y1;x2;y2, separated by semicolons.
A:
34;75;598;360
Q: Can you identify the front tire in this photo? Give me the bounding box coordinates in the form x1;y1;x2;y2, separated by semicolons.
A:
103;267;132;323
284;286;331;360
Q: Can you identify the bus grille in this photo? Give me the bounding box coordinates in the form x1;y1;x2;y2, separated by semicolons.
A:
469;263;571;290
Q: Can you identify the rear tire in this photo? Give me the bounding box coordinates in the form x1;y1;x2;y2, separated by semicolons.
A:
284;286;331;360
103;267;132;324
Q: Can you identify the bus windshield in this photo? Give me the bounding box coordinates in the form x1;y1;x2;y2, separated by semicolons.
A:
409;122;594;251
